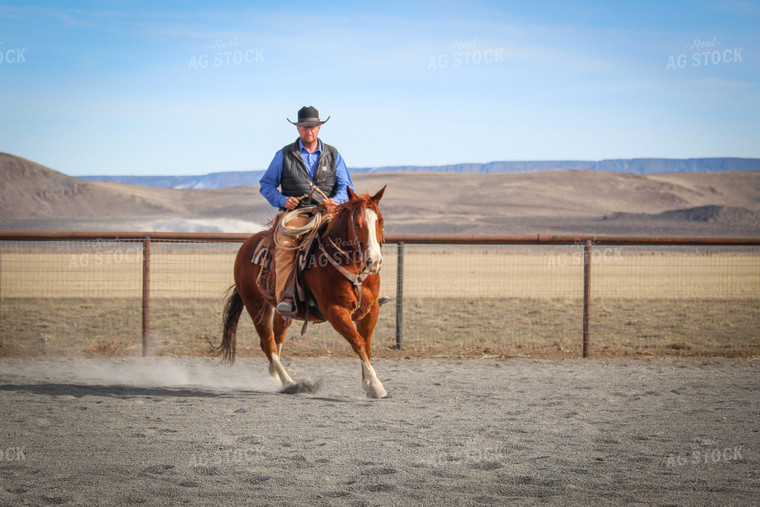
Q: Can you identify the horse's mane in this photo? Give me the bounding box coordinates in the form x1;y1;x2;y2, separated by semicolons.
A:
324;193;376;237
337;192;374;211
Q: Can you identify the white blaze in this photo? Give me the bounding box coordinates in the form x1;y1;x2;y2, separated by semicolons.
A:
364;208;383;273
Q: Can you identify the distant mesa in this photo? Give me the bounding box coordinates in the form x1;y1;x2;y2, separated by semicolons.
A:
77;157;760;190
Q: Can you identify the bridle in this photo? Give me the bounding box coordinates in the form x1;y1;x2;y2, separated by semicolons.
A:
317;202;383;312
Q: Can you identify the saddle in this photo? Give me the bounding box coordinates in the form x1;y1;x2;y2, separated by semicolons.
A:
251;228;276;303
251;210;329;327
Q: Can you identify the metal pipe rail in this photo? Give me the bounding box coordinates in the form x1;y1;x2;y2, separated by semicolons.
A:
1;231;759;245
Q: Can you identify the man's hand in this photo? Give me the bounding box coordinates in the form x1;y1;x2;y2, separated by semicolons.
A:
284;196;300;210
320;198;337;212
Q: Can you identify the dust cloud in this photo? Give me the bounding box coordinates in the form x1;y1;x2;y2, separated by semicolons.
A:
0;357;280;392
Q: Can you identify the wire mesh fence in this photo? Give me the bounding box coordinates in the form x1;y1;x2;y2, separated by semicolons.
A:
0;234;758;358
590;245;759;357
388;243;759;358
0;238;240;356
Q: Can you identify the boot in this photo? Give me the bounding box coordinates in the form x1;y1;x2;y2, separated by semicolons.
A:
275;286;297;317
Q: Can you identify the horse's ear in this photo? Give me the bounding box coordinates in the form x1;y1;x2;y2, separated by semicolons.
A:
347;186;358;200
371;185;386;203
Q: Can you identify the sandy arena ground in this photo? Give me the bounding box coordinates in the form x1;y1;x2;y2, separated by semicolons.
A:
0;356;758;505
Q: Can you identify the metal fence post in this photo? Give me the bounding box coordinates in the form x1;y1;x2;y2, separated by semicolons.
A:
583;239;592;358
142;237;151;356
395;242;404;349
0;240;3;325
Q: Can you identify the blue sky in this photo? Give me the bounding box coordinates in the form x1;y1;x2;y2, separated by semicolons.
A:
1;0;758;176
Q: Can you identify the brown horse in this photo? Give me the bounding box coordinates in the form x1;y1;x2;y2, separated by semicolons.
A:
220;186;388;398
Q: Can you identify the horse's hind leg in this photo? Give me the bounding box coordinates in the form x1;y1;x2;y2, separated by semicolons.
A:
250;303;295;388
270;313;295;387
234;233;295;389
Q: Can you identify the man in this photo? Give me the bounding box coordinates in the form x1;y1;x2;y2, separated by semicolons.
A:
259;106;355;316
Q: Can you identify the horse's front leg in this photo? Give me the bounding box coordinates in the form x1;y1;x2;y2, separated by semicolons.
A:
354;300;386;398
361;360;386;399
325;305;387;399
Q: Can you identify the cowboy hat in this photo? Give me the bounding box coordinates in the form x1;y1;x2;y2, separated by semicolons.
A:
287;106;330;127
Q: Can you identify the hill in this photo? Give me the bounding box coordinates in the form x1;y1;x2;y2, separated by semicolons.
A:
1;153;759;236
0;153;171;219
0;153;270;232
350;170;760;236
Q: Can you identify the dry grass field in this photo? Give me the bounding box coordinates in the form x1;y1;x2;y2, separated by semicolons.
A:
1;242;758;359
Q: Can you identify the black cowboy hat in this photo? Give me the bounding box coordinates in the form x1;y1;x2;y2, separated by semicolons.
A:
287;106;330;127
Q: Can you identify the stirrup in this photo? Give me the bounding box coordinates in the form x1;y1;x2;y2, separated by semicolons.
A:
276;300;297;317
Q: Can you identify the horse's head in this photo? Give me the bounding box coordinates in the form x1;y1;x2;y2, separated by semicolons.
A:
331;186;386;275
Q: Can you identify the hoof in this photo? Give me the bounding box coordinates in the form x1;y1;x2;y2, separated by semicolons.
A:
365;384;388;399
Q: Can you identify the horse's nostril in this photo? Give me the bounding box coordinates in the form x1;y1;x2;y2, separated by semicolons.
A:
366;256;381;273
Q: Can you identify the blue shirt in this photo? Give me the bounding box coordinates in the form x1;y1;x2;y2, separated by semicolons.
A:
259;139;354;208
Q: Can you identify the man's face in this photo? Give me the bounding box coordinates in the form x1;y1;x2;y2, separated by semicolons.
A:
297;124;320;144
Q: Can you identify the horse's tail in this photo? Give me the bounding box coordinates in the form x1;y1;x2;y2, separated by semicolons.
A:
219;285;244;363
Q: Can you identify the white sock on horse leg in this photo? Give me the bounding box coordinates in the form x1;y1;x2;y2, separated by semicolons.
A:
361;360;387;398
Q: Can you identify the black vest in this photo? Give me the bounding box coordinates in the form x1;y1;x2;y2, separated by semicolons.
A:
280;138;338;208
